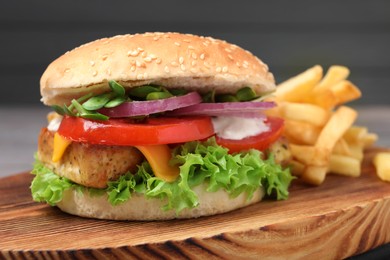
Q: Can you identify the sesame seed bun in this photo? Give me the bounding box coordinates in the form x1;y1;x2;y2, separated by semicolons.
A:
40;32;275;105
57;183;264;220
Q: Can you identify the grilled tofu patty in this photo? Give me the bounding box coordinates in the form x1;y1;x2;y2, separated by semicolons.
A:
38;128;144;188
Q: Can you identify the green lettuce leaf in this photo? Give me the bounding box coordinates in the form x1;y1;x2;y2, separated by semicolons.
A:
30;160;73;206
31;137;293;212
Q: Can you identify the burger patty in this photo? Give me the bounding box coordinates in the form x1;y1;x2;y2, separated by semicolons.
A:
38;128;144;189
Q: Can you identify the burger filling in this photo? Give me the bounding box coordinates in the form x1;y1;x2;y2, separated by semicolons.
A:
31;81;293;213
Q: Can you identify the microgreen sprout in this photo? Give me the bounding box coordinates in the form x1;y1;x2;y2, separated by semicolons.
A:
51;81;126;121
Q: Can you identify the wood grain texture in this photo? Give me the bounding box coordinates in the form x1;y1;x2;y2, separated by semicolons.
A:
1;148;390;259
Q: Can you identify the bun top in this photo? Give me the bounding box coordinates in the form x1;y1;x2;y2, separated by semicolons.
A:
40;32;275;105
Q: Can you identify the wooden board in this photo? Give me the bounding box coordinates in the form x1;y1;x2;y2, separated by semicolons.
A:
1;148;390;259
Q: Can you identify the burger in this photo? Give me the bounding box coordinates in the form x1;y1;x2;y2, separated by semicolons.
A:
31;32;293;220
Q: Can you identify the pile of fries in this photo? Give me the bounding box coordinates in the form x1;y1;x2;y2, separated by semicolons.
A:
266;65;379;185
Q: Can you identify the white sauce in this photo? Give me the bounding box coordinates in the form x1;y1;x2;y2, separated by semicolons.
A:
47;117;62;132
211;116;270;140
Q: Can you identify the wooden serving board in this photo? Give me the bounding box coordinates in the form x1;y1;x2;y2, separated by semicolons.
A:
1;148;390;259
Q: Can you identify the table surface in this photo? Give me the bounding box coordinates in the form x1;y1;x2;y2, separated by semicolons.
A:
0;105;390;178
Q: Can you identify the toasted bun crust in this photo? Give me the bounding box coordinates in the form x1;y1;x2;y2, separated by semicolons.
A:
40;32;275;105
57;184;264;220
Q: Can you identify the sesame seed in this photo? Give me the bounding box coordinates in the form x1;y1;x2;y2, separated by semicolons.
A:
144;57;152;62
183;39;191;43
143;72;148;78
128;50;139;57
227;54;234;60
131;65;136;72
236;62;241;67
225;48;232;53
171;61;178;67
149;54;157;59
204;61;211;68
107;69;111;76
153;36;160;41
243;63;249;69
191;60;197;66
90;61;95;66
200;53;205;60
216;67;222;73
136;74;144;80
191;53;197;59
188;45;195;50
137;47;144;52
64;68;70;73
190;68;198;73
141;52;147;58
179;57;184;64
92;71;98;76
222;66;228;73
174;42;181;46
164;66;170;73
180;64;186;71
156;58;162;64
136;60;146;68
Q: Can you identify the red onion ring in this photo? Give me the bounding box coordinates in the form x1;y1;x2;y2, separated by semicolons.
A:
99;92;202;117
166;101;276;117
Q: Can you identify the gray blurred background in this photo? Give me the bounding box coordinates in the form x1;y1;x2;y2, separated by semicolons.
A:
1;0;389;106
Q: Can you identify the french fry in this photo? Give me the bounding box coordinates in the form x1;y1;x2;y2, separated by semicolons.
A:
330;80;362;105
304;88;337;110
302;66;350;109
280;102;329;127
316;65;350;91
348;143;364;162
301;166;328;185
284;120;321;145
273;64;378;185
332;138;351;156
264;105;282;118
373;153;390;182
329;154;361;177
362;133;378;148
289;160;305;176
271;65;323;102
289;144;329;166
343;126;368;144
315;106;357;151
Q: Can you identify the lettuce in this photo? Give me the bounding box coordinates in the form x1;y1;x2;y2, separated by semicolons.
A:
30;161;73;206
31;138;293;212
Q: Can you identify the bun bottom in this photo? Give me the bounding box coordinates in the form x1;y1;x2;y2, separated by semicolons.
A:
56;184;265;220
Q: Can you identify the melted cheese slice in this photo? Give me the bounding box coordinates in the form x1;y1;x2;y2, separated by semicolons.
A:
136;145;180;182
52;132;72;162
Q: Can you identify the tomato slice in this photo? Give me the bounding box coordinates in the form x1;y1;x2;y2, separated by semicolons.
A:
215;117;284;153
58;116;214;146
